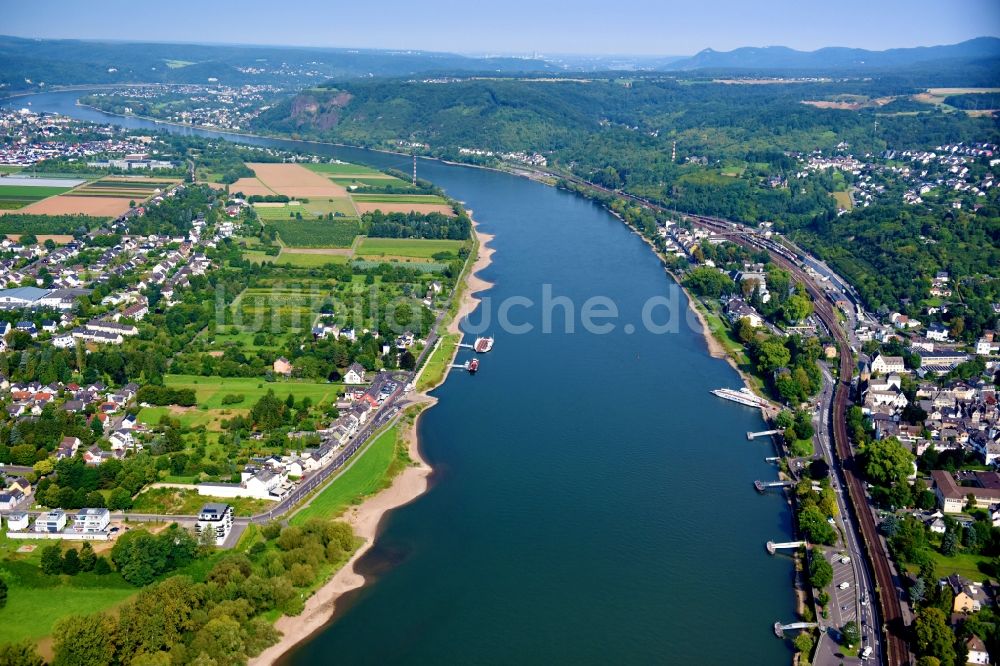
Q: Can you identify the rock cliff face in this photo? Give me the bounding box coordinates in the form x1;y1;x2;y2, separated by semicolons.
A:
287;90;354;131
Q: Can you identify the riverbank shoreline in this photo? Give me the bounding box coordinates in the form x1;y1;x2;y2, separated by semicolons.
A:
248;217;495;666
612;212;776;413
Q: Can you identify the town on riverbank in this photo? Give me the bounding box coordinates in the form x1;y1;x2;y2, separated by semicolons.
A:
0;107;496;664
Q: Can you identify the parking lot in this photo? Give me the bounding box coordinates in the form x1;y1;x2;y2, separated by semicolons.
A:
827;549;858;630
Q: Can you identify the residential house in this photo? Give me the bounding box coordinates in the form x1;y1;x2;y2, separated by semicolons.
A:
0;490;24;510
273;357;293;377
34;510;67;533
967;636;990;665
5;512;29;532
344;362;366;385
195;503;233;546
871;354;906;375
72;508;110;533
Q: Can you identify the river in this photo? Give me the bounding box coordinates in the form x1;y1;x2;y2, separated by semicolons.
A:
3;92;797;664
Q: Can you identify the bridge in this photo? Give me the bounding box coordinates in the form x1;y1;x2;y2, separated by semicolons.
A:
754;479;794;493
766;540;808;555
748;429;782;440
774;621;819;638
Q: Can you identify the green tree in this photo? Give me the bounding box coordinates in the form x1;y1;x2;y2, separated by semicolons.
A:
52;613;117;666
0;640;44;666
783;293;814;324
798;505;837;545
40;544;63;575
754;336;791;373
841;620;860;646
683;266;734;298
0;578;7;609
62;548;81;575
914;607;956;666
107;487;132;511
79;543;97;572
793;631;815;657
863;437;915;488
250;390;286;430
808;555;833;589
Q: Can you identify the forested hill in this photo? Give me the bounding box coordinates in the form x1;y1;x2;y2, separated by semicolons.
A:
253;76;998;164
0;35;555;92
665;37;1000;71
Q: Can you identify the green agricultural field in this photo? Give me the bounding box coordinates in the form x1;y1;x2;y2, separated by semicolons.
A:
357;237;464;259
0;184;74;210
305;162;381;175
0;185;73;199
273;251;351;267
253;198;357;220
291;425;400;524
165;374;344;408
351;193;449;204
267;219;361;248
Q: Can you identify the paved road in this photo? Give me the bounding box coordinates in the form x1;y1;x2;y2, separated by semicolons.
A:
812;363;881;662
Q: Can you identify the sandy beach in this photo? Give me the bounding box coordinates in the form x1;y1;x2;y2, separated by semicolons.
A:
249;215;495;666
448;218;495;335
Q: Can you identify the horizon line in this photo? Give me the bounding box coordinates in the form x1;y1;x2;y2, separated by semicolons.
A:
2;32;998;60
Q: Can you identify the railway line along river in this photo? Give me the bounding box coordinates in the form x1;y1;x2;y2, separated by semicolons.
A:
4;91;798;664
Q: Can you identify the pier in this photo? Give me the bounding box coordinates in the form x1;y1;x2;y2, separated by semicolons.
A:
754;479;794;493
766;540;808;555
773;621;818;638
764;456;781;463
747;429;782;440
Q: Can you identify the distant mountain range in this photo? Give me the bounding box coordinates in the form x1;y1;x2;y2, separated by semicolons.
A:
0;35;556;93
664;36;1000;71
1;35;998;94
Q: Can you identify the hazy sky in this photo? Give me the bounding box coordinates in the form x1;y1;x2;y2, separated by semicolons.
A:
5;0;999;55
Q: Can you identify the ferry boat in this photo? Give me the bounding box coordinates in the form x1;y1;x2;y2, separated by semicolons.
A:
468;358;480;373
709;387;767;408
473;336;494;353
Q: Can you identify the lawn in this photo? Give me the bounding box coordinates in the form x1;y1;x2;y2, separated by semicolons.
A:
291;425;400;524
416;334;459;392
357;237;464;259
906;549;995;583
164;374;343;409
266;219;361;248
0;584;135;643
305;162;382;175
0;538;136;644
